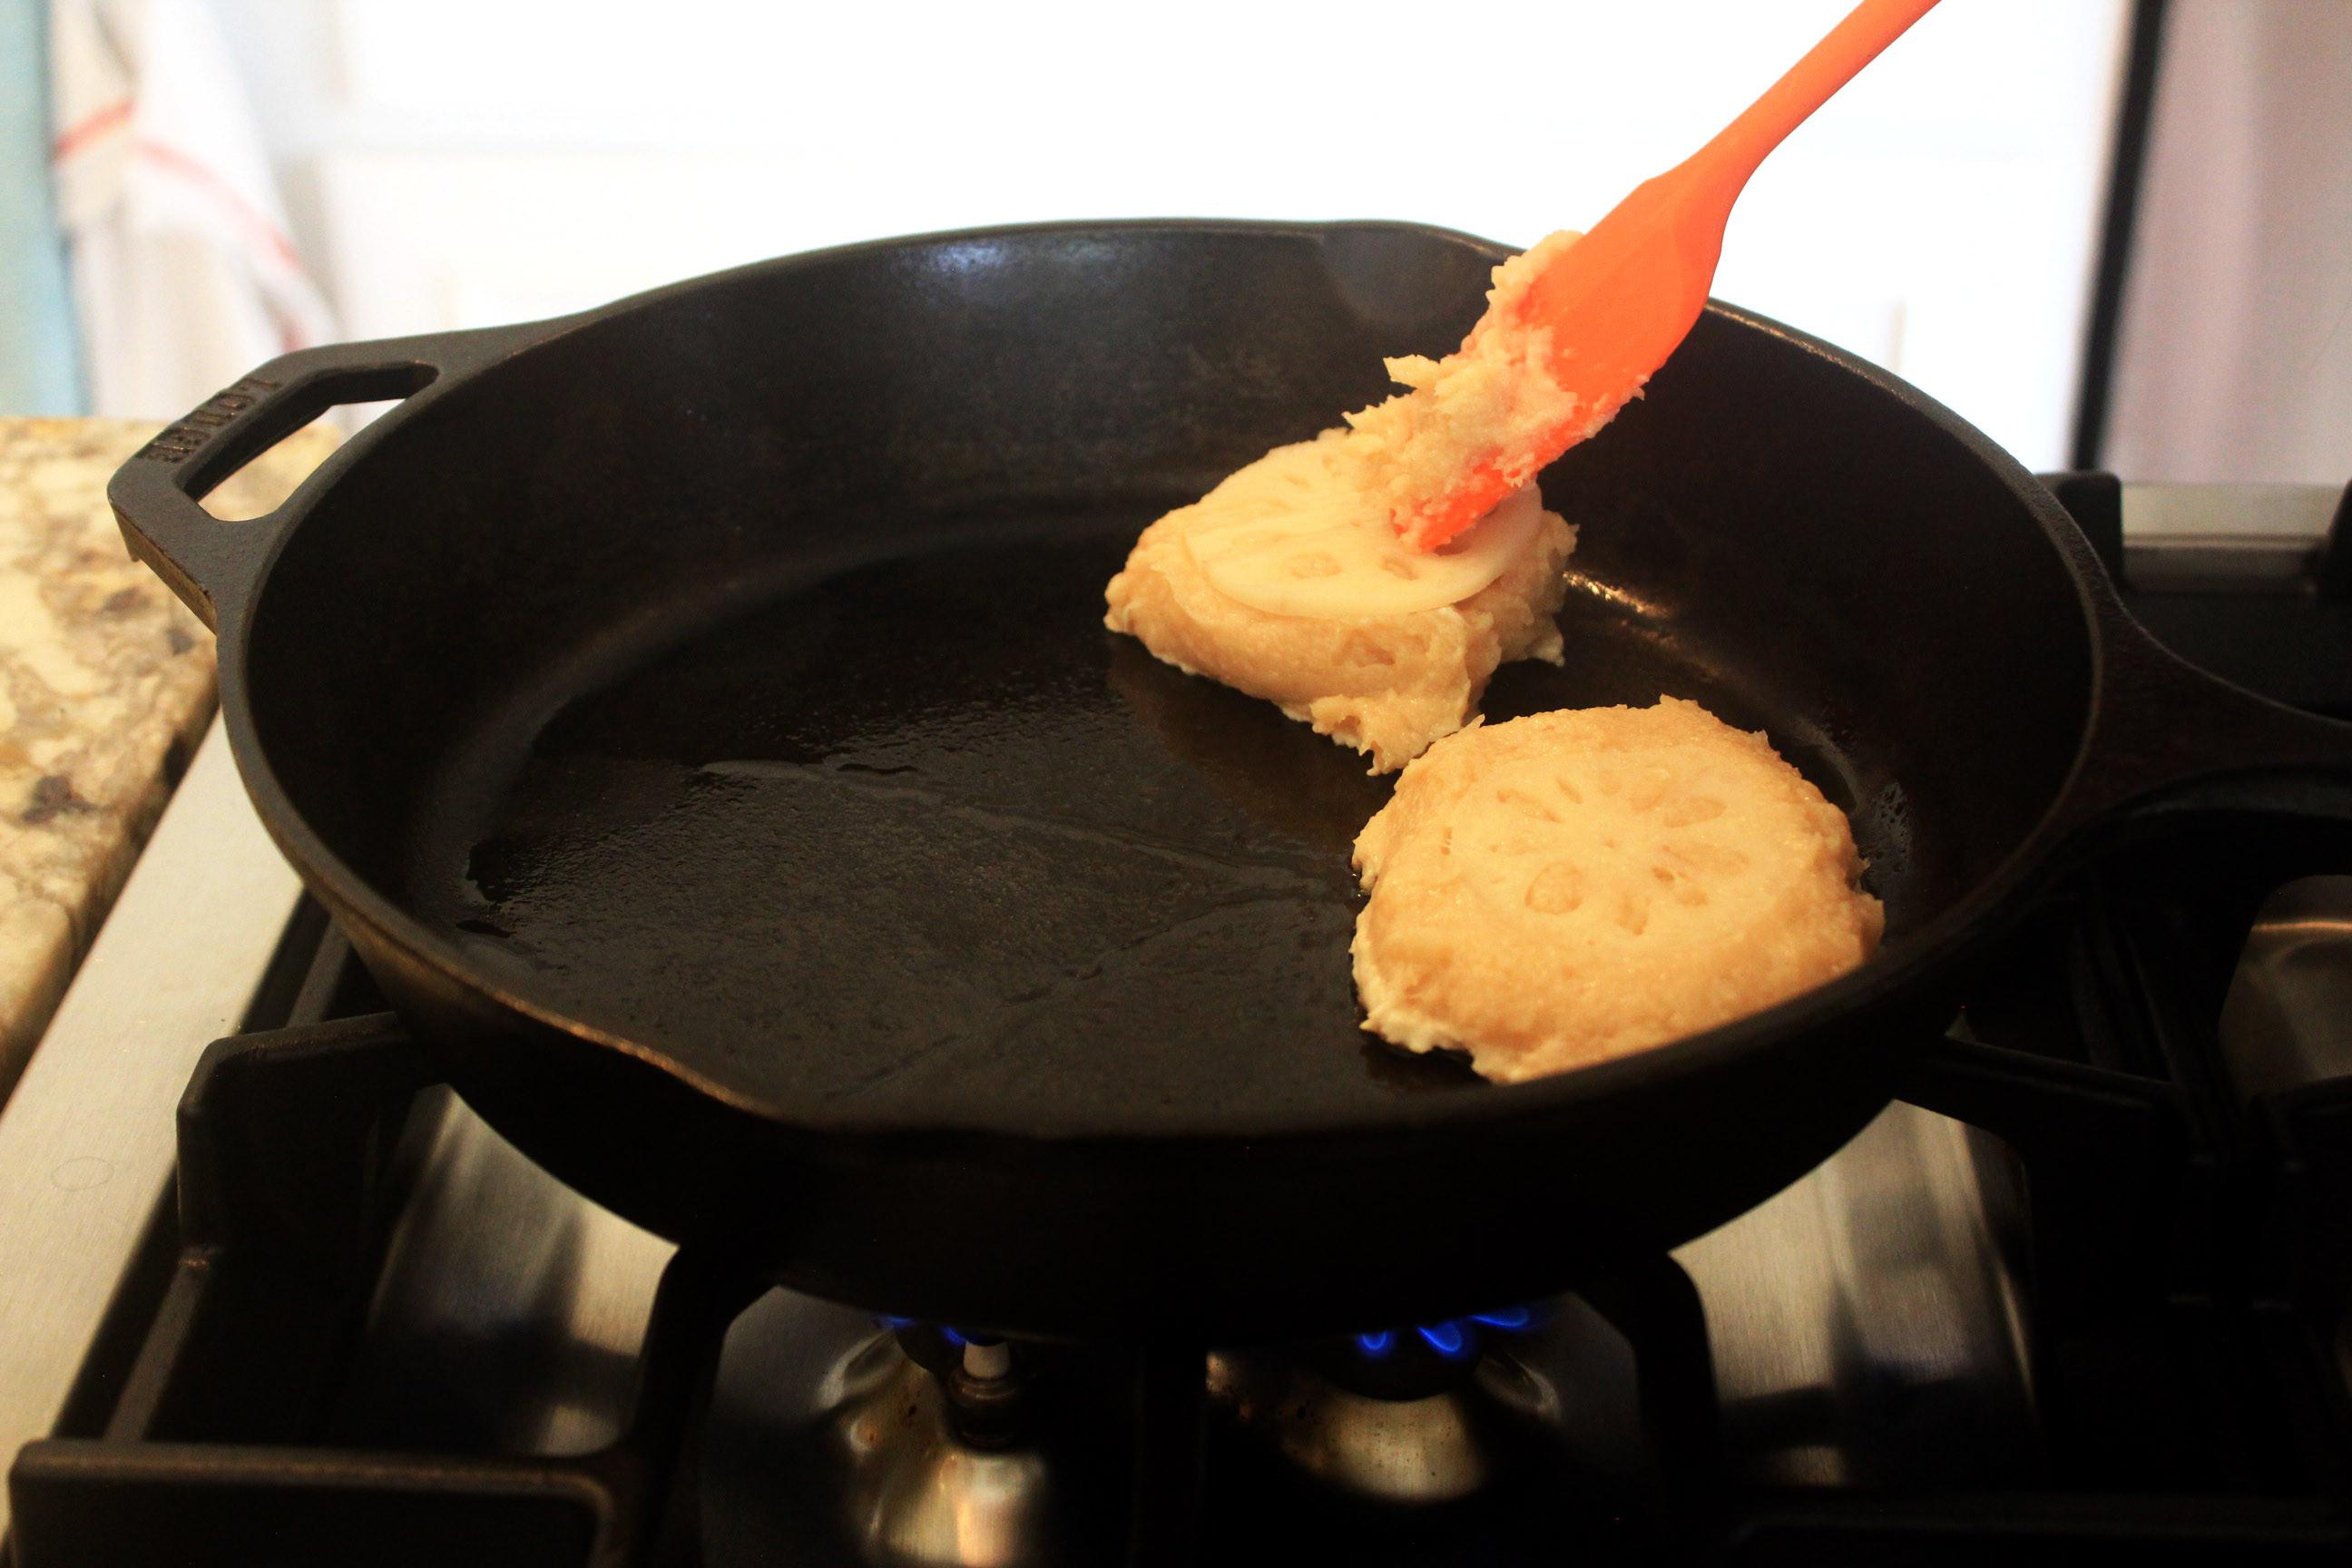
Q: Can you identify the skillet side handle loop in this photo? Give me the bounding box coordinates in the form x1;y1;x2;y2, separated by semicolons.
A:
106;325;542;630
2056;612;2352;867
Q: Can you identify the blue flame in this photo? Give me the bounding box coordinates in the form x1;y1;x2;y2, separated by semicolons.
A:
1416;1321;1471;1358
1348;1302;1541;1361
875;1316;969;1348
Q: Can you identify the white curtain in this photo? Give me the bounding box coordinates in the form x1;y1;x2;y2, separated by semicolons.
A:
48;0;334;420
2104;0;2352;485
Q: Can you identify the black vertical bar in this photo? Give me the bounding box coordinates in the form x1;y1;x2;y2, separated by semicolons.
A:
2315;482;2352;603
1579;1255;1720;1511
1123;1348;1206;1568
2036;470;2127;581
592;1250;767;1568
2070;0;2172;471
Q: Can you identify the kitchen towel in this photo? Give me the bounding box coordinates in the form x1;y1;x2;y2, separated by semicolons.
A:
48;0;334;420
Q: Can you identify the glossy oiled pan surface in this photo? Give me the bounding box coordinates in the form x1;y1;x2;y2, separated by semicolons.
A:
397;495;1974;1128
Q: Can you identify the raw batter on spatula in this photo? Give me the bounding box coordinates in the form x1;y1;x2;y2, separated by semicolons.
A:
1103;237;1586;773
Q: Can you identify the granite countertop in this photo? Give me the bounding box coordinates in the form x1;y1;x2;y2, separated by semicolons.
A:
0;416;338;1093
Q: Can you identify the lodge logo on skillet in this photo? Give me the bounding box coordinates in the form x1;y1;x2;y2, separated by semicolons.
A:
135;377;282;465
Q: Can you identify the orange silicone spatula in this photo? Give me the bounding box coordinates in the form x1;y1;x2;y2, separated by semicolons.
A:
1396;0;1943;552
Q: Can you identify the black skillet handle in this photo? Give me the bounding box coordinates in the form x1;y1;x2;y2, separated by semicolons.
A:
2062;617;2352;843
108;325;547;631
2041;522;2352;869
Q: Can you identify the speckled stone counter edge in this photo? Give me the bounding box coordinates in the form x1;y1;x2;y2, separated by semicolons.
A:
0;416;339;1098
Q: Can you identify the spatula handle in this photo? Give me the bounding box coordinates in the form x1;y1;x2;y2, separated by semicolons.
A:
1690;0;1943;191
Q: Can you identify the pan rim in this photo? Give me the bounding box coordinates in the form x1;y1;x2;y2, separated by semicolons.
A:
214;216;2110;1145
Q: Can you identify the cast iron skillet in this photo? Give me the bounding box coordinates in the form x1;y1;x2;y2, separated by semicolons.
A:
113;221;2352;1343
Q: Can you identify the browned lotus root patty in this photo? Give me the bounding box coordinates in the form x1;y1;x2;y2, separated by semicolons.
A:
1103;435;1575;774
1349;698;1884;1082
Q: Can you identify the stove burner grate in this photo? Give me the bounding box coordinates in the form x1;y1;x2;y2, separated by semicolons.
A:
14;848;2352;1563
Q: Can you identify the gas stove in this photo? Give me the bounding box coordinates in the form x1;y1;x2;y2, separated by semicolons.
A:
3;477;2350;1565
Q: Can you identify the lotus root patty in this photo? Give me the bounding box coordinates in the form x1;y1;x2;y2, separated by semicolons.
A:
1349;698;1885;1082
1103;439;1574;774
